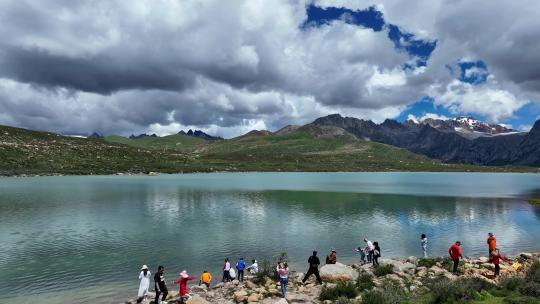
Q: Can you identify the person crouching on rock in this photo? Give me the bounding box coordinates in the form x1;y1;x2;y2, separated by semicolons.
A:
154;265;168;304
449;241;463;275
326;248;337;264
173;270;195;301
276;262;289;298
302;251;322;284
199;270;212;288
490;248;507;277
247;259;258;274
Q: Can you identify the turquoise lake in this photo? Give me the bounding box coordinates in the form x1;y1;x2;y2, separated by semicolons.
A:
1;172;540;303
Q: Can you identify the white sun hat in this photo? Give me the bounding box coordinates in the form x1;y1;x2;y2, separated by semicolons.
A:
141;265;148;270
180;270;188;278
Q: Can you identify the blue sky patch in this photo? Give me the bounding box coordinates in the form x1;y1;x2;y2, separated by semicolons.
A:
303;4;437;67
303;5;385;31
458;60;489;84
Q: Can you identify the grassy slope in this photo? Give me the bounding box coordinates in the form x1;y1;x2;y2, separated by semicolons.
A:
105;134;205;151
0;124;538;175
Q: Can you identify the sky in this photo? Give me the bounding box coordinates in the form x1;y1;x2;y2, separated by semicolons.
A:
0;0;539;138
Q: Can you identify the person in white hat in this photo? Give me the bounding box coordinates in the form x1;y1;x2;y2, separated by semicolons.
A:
137;265;151;303
173;270;195;298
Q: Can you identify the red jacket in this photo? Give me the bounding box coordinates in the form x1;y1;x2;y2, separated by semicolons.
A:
449;244;462;260
491;252;506;265
174;276;195;295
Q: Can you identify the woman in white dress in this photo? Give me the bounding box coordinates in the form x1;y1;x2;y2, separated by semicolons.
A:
137;265;151;303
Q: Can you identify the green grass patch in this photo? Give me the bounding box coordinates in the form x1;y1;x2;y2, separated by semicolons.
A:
319;282;359;301
418;257;441;268
373;264;394;277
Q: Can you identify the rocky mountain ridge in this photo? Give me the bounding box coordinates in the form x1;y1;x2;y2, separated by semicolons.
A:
312;114;540;166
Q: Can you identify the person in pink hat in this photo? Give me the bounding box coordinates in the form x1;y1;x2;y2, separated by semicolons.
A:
173;270;195;298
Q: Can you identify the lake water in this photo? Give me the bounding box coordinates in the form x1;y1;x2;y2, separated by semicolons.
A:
1;172;540;303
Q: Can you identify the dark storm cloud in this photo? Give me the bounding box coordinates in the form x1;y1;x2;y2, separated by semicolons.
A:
0;45;195;94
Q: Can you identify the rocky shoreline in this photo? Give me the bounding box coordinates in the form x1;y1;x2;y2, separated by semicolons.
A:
126;252;540;304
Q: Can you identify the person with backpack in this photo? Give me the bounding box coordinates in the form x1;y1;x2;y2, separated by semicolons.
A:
302;251;322;284
421;234;428;258
236;257;246;282
137;265;151;303
154;265;168;304
449;241;463;274
373;242;381;266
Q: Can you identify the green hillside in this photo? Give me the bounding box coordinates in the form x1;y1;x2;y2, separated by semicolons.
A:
105;134;205;151
0;124;537;175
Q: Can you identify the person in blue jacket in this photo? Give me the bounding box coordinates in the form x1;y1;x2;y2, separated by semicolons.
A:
236;257;246;282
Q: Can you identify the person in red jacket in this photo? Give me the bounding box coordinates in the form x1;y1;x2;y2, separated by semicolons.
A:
173;270;195;299
490;248;507;277
449;241;463;274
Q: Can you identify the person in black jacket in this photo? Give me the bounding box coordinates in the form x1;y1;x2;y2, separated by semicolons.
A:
373;242;381;266
154;265;168;304
302;251;322;284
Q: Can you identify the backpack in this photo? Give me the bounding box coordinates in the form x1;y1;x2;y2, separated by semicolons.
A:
237;260;245;270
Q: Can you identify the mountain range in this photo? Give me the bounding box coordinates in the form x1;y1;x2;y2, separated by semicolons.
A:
1;114;539;175
311;114;540;166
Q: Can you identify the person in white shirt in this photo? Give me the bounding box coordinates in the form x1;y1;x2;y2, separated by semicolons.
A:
364;238;375;263
247;259;258;274
222;258;232;282
421;234;428;257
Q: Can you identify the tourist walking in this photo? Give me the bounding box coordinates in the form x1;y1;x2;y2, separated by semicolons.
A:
173;270;195;301
421;234;428;258
373;242;381;266
222;258;232;282
364;238;375;263
277;262;289;298
354;246;366;264
449;241;463;274
137;265;151;303
154;265;168;304
487;233;497;255
326;248;337;264
199;270;212;288
236;257;246;282
247;259;258;274
490;248;507;277
302;251;322;284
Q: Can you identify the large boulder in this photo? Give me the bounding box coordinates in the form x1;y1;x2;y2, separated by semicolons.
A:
260;298;288;304
187;294;210;304
319;262;359;282
234;290;248;303
379;259;416;274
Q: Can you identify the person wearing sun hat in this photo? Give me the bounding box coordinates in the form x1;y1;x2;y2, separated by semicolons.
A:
137;265;151;303
325;248;337;264
173;270;195;298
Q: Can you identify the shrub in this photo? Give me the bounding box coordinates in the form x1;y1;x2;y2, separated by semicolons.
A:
253;252;289;284
319;282;358;301
500;277;526;291
357;273;375;291
373;264;394;276
525;260;540;283
429;277;495;303
362;279;405;304
503;295;540;304
519;281;540;297
417;257;441;268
